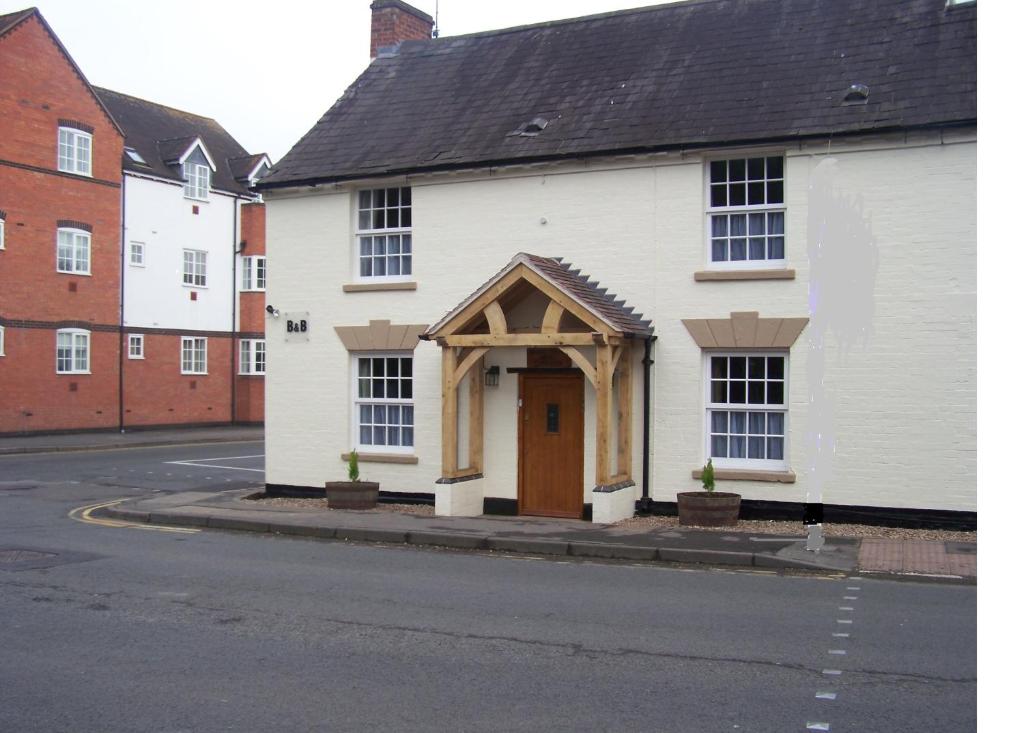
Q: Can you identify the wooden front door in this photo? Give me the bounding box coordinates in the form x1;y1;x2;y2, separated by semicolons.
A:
518;372;584;518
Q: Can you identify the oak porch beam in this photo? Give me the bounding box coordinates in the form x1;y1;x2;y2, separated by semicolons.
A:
541;301;565;334
616;342;633;480
441;346;458;477
558;346;597;386
595;343;614;486
444;333;619;348
484;301;508;335
468;359;484;474
453;347;490;387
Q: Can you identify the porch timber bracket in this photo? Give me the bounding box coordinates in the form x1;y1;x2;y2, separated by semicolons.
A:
423;254;652;485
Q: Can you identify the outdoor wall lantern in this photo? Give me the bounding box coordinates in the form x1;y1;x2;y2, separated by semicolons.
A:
484;365;500;387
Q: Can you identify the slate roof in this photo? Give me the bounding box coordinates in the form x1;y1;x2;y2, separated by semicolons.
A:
260;0;977;189
229;153;270;182
426;253;654;337
94;87;261;195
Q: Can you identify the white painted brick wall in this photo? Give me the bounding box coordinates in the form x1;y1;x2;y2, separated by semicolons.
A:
265;132;976;512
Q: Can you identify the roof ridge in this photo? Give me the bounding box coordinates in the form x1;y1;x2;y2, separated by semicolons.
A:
94;86;219;123
428;0;724;45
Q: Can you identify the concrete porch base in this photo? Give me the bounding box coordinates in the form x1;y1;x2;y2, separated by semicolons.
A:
591;483;637;524
434;480;484;517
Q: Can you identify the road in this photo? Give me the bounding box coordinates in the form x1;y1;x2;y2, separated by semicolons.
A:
0;443;976;732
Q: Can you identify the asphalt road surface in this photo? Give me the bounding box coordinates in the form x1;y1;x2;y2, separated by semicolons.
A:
0;443;976;732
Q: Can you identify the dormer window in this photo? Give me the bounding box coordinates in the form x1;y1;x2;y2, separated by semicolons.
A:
184;161;210;200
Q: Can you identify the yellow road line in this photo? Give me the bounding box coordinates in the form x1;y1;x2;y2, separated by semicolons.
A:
68;499;200;534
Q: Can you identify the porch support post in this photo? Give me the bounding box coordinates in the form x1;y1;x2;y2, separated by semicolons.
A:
468;357;484;474
595;343;614;486
441;345;458;478
617;341;633;481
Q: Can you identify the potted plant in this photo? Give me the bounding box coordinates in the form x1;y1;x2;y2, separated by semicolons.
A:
325;451;379;510
677;458;741;527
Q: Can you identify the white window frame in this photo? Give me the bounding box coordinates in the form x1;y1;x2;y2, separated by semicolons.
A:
351;352;415;454
182;249;208;287
58;127;92;176
56;328;90;374
184;161;210;201
705;153;786;270
241;255;266;291
0;325;5;356
56;227;91;275
0;216;5;250
128;334;145;359
129;241;145;267
239;338;266;375
703;351;788;470
354;187;412;283
181;336;208;375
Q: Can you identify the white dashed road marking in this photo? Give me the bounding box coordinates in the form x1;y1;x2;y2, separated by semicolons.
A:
815;692;837;701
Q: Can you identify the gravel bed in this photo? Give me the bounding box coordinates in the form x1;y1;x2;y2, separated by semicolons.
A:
248;495;433;516
616;514;976;542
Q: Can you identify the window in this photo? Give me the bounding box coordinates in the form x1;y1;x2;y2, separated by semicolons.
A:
241;256;266;291
184;161;210;200
57;228;90;274
0;325;5;357
125;147;147;165
356;187;412;280
183;249;207;287
353;354;414;451
129;241;145;267
706;353;787;468
0;215;5;250
128;334;144;359
56;329;90;373
58;127;92;176
708;155;785;267
239;339;266;375
181;337;207;374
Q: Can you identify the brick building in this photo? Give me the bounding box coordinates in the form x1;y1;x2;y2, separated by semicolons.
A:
0;8;267;434
0;8;124;433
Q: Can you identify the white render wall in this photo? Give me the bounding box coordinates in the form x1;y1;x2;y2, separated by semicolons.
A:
265;130;976;512
123;175;240;332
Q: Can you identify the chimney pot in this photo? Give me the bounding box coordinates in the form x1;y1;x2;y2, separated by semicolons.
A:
369;0;434;59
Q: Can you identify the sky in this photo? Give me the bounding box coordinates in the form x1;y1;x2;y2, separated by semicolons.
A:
0;0;667;162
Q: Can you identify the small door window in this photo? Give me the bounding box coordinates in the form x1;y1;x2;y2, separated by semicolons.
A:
546;403;560;433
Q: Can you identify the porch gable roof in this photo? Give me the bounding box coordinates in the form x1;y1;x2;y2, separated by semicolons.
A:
425;253;653;339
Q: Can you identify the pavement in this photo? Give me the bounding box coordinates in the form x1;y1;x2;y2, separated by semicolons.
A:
0;425;264;455
95;488;977;581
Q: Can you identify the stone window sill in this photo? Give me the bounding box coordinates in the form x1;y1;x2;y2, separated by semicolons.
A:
342;282;417;293
693;269;796;282
342;452;418;465
690;468;796;483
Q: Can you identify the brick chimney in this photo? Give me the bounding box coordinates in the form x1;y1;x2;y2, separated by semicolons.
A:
370;0;434;58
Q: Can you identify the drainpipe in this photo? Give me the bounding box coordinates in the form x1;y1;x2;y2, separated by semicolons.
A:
638;334;657;514
118;172;126;433
230;197;239;423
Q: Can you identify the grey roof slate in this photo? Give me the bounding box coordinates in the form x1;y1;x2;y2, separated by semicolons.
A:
260;0;976;189
426;252;653;337
94;87;256;195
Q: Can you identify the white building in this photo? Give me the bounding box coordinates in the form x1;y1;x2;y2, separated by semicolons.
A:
96;88;270;426
257;0;976;523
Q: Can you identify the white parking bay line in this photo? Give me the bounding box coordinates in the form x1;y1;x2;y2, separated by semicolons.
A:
165;454;265;473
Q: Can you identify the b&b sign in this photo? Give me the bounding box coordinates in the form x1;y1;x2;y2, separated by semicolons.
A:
284;312;310;342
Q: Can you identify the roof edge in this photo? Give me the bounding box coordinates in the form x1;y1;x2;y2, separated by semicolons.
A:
258;120;978;192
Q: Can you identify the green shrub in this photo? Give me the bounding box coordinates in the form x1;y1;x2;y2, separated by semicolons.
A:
701;458;715;493
348;450;360;482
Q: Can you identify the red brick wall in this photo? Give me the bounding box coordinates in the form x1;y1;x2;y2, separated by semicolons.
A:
0;328;119;433
235;201;265;422
122;332;233;427
370;1;433;58
0;13;123;434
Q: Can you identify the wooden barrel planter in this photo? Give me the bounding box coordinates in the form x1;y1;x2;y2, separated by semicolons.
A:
677;492;741;527
325;481;379;510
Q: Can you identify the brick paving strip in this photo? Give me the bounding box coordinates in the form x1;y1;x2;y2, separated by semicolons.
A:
858;538;976;578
